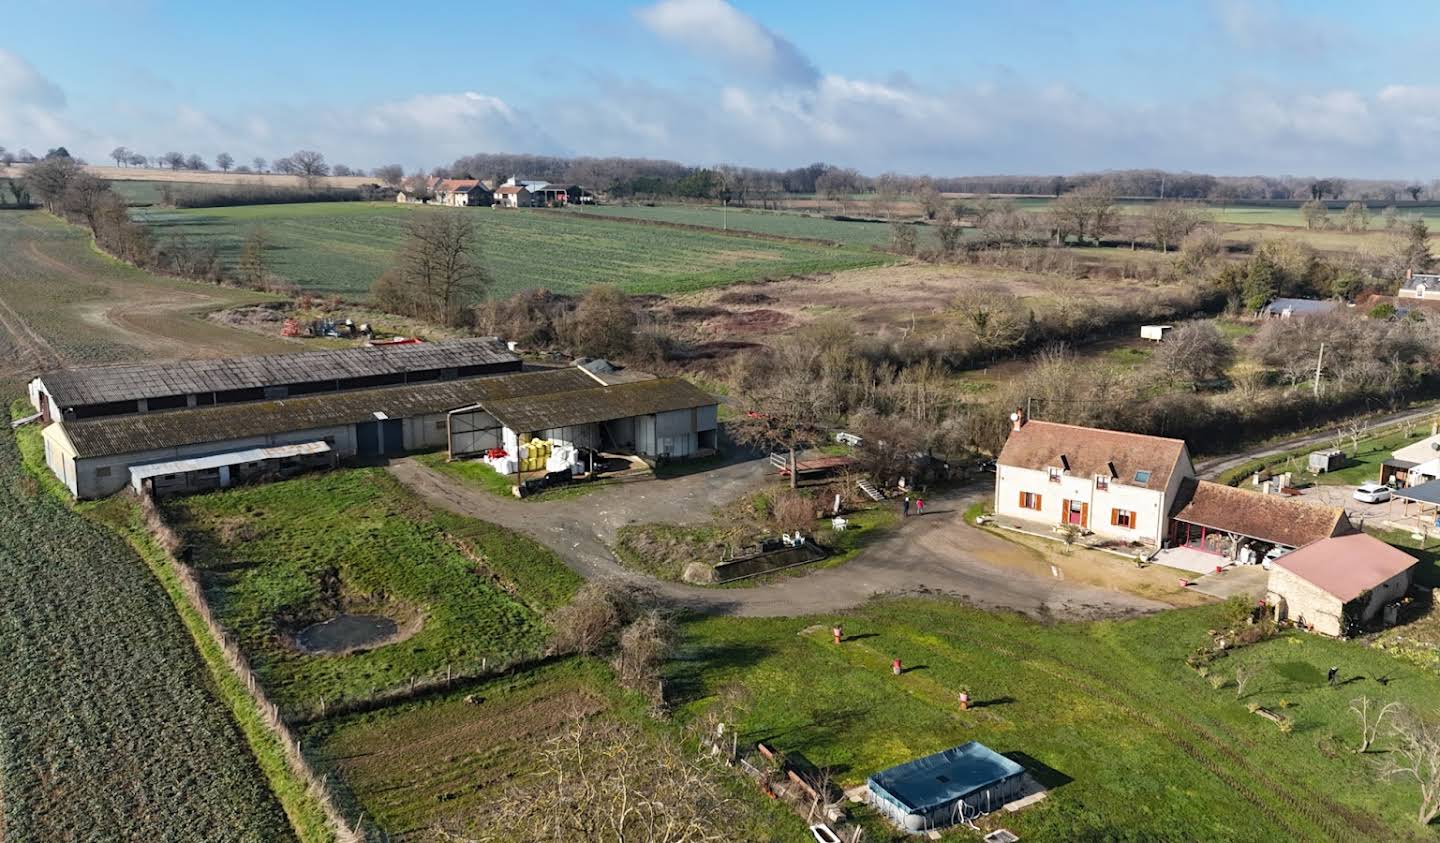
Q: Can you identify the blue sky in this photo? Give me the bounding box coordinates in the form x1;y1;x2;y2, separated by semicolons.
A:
3;0;1438;177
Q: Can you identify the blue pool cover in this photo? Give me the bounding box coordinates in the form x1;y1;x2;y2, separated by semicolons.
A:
868;741;1024;812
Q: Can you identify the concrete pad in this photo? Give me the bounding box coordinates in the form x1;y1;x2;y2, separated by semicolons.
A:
1153;546;1229;575
1190;564;1269;600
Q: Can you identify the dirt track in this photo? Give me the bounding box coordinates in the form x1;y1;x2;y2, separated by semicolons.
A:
389;456;1169;620
0;211;295;389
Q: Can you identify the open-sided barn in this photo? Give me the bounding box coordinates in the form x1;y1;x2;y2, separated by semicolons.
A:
30;340;718;499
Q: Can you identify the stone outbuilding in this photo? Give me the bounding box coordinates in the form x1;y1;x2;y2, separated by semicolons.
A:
1266;533;1418;637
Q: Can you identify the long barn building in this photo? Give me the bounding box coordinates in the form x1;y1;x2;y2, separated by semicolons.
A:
29;339;719;499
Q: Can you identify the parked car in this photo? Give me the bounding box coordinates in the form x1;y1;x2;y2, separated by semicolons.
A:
1353;483;1393;504
1262;545;1290;570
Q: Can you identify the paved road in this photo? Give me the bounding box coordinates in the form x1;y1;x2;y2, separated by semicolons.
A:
1196;403;1440;479
389;457;1169;620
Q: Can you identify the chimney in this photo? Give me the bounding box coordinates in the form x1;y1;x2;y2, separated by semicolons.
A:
1010;407;1027;432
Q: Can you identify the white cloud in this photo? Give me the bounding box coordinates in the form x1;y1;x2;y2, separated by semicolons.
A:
637;0;819;86
0;48;84;154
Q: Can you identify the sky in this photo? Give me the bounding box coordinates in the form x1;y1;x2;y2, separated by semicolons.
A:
2;0;1439;178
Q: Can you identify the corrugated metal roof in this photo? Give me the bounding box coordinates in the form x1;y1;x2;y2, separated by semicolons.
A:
481;378;716;433
38;338;519;408
61;367;599;458
128;441;332;482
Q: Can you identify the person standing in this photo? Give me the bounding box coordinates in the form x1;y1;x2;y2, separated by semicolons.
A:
902;495;912;517
892;658;903;676
916;496;925;515
1328;666;1339;686
832;625;843;645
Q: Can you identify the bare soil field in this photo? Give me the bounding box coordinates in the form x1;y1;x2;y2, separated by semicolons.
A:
0;163;376;189
0;211;295;393
664;261;1186;345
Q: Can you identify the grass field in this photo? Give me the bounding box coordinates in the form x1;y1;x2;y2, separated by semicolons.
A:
0;428;295;840
0;211;292;393
308;658;811;840
673;597;1440;842
571;202;939;249
133;203;891;300
168;468;581;713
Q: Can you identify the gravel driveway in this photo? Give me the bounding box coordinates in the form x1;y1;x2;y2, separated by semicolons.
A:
389;456;1168;620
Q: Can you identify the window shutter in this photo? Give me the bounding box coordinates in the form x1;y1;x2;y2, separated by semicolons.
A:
1018;491;1025;508
1035;494;1042;510
1111;508;1119;526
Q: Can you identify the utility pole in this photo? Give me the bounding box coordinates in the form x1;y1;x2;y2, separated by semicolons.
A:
1312;343;1325;398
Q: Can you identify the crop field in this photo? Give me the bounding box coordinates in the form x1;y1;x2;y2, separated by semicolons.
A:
0;211;292;394
0;428;294;840
308;658;810;841
169;467;581;713
673;597;1440;842
133;203;891;300
570;202;939;248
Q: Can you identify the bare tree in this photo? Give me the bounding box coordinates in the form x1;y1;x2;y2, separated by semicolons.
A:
372;164;404;188
110;146;131;167
251;156;267;173
1144;201;1206;252
889;220;916;255
1350;696;1399;753
1152;321;1234;390
1342;201;1371;232
161;151;185;170
371;211;491;326
953;291;1031;357
1381;708;1440;825
1048;183;1118;245
238;227;269;287
560;284;636;358
184;153;208;171
547;581;637;656
215;152;234;172
482;715;735;842
614;609;675;704
728;339;836;488
1234;664;1256;698
1301;199;1328;230
288;149;329;185
769;489;815;535
61;173;111;235
22;155;81;212
127;152;147;168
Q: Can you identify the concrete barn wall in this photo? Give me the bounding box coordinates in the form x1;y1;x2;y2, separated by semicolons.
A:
61;422;359;500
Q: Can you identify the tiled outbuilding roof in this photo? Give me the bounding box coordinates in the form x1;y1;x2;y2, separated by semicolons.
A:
1171;479;1352;548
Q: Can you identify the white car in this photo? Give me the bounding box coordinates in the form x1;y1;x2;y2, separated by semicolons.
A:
1353;483;1393;504
1261;545;1290;570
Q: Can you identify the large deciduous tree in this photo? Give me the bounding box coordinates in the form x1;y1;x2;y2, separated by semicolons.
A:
22;155;81;212
370;211;491;326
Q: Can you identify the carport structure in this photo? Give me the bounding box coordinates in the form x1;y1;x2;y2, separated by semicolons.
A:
1392;479;1440;527
1168;478;1352;560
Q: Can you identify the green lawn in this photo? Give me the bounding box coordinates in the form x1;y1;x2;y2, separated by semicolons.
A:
167;468;581;714
133;202;890;300
307;658;810;841
671;598;1440;841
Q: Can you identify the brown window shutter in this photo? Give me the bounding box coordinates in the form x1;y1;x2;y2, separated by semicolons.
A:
1018;490;1025;508
1036;494;1042;510
1080;503;1088;527
1111;509;1119;526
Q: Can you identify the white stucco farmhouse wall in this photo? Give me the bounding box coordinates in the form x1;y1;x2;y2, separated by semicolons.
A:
994;464;1171;546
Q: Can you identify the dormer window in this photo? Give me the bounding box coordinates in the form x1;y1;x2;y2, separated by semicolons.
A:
1095;474;1109;491
1047;467;1062;483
